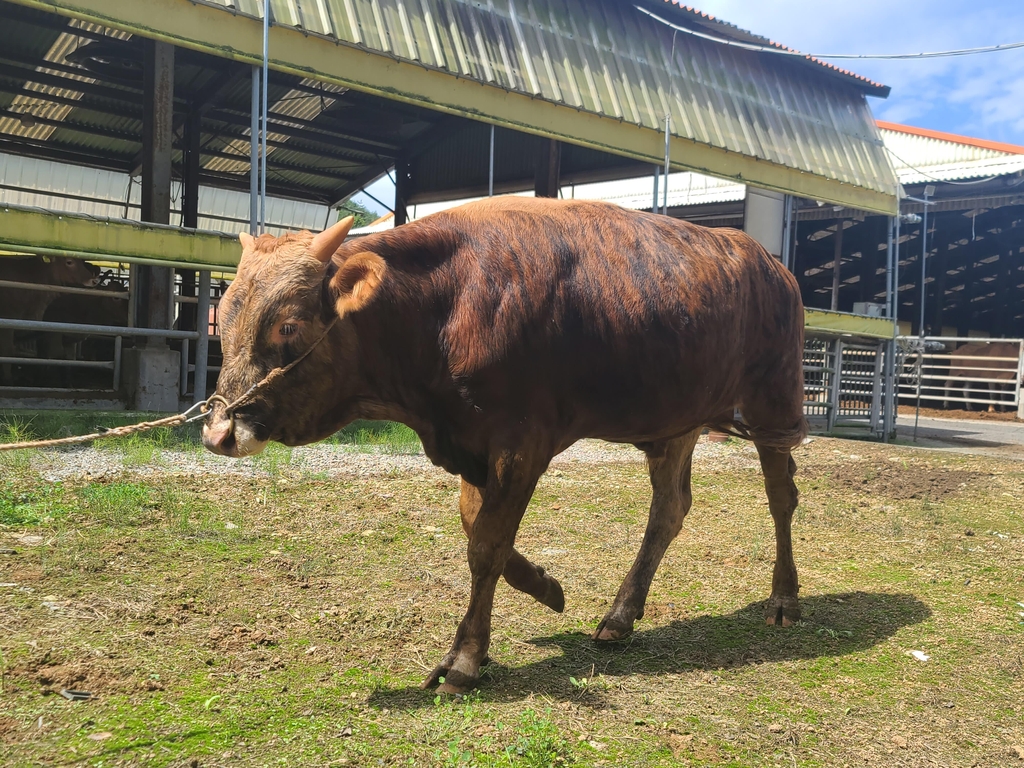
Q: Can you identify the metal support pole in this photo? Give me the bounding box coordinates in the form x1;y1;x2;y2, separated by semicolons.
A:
830;221;843;311
780;195;794;271
827;339;843;433
881;216;896;443
894;213;901;333
488;125;495;197
179;338;189;396
652;165;660;214
870;340;884;436
260;1;270;232
113;334;122;391
662;114;670;215
250;65;259;235
918;189;931;336
1016;340;1024;422
194;269;211;404
885;217;895;322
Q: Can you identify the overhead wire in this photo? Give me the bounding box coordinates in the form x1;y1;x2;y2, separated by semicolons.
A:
883;145;1002;186
634;5;1024;60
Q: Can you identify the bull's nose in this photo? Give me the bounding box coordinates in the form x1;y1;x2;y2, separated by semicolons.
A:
202;417;238;456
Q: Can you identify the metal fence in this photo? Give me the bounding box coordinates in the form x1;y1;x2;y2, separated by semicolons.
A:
0;259;223;407
803;337;892;437
896;336;1024;419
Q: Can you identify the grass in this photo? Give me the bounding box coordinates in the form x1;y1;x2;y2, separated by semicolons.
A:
0;435;1022;766
0;411;423;466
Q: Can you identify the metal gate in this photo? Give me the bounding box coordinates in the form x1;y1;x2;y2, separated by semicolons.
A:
897;337;1023;418
804;337;891;437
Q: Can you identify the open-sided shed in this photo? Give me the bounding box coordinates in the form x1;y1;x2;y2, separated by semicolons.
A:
0;0;899;412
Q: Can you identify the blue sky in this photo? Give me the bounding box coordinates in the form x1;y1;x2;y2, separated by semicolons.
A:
355;1;1024;214
694;0;1024;144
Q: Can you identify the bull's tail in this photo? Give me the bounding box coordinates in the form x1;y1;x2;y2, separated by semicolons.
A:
706;415;809;451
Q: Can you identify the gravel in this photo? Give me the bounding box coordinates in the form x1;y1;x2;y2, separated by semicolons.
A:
29;436;761;483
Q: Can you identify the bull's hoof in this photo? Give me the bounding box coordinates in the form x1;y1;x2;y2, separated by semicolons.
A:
765;595;801;627
539;571;565;613
422;663;478;694
591;615;634;642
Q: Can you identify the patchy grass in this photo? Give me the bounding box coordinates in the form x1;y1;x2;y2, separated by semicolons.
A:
0;412;421;456
0;438;1022;767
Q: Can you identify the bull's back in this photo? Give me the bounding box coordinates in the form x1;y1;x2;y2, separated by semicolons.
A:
418;198;804;437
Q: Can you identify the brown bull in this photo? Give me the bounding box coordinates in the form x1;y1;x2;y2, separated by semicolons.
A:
202;197;808;693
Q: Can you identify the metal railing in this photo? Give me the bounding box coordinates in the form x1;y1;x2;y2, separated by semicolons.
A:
897;336;1023;419
0;267;217;406
803;337;891;437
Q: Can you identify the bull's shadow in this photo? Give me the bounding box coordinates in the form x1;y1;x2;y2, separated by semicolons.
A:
368;591;929;708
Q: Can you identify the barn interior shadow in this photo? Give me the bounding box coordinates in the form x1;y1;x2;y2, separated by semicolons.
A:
368;591;930;709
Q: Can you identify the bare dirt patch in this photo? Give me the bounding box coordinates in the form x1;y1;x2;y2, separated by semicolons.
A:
899;405;1020;423
824;460;984;501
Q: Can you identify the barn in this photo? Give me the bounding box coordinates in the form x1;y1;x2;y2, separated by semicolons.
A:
0;0;905;427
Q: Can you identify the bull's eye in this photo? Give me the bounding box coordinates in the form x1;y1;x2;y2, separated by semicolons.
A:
279;323;297;337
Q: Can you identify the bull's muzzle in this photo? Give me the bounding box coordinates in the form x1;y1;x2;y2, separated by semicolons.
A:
202;409;267;457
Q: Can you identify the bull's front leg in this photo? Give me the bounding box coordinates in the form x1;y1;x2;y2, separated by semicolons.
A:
423;447;546;694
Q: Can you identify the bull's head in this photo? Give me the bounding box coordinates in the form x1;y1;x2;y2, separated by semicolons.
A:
202;216;387;457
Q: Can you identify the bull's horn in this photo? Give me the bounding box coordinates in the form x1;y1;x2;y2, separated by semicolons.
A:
310;216;355;264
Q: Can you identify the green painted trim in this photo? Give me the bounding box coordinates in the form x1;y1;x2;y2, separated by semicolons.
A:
804;308;895;339
0;206;240;271
5;0;899;215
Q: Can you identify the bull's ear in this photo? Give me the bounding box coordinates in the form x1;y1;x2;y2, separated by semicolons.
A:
330;251;386;317
239;232;256;250
311;216;355;264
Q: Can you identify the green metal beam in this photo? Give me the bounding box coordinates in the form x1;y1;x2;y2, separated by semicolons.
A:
804;308;895;339
0;205;240;271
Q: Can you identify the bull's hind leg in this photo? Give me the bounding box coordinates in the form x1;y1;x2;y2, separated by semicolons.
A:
756;445;801;626
593;429;701;641
459;479;564;613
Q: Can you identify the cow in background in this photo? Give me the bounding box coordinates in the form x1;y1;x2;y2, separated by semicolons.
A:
0;256;100;383
40;278;130;387
942;341;1020;412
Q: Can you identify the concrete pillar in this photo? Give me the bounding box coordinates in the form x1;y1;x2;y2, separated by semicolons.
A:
534;138;561;199
127;39;179;412
743;187;785;258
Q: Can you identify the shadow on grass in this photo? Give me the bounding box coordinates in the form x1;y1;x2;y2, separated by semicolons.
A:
369;591;930;708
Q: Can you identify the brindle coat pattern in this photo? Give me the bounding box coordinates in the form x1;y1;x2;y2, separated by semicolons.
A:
204;197;808;693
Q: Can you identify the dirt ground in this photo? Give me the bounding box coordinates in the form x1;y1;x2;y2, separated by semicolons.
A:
1;435;1022;767
898;405;1021;423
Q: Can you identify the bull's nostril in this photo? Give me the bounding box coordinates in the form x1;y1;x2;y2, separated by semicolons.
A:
202;420;236;454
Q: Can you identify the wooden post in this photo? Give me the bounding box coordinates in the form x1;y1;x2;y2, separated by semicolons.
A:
137;39;175;339
178;106;201;333
534;138;561;198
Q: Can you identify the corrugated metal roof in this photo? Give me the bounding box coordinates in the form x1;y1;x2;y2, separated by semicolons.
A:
879;124;1024;184
193;0;896;202
0;151;329;234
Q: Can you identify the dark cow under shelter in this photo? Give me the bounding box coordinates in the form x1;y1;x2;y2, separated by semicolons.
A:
202;196;808;693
